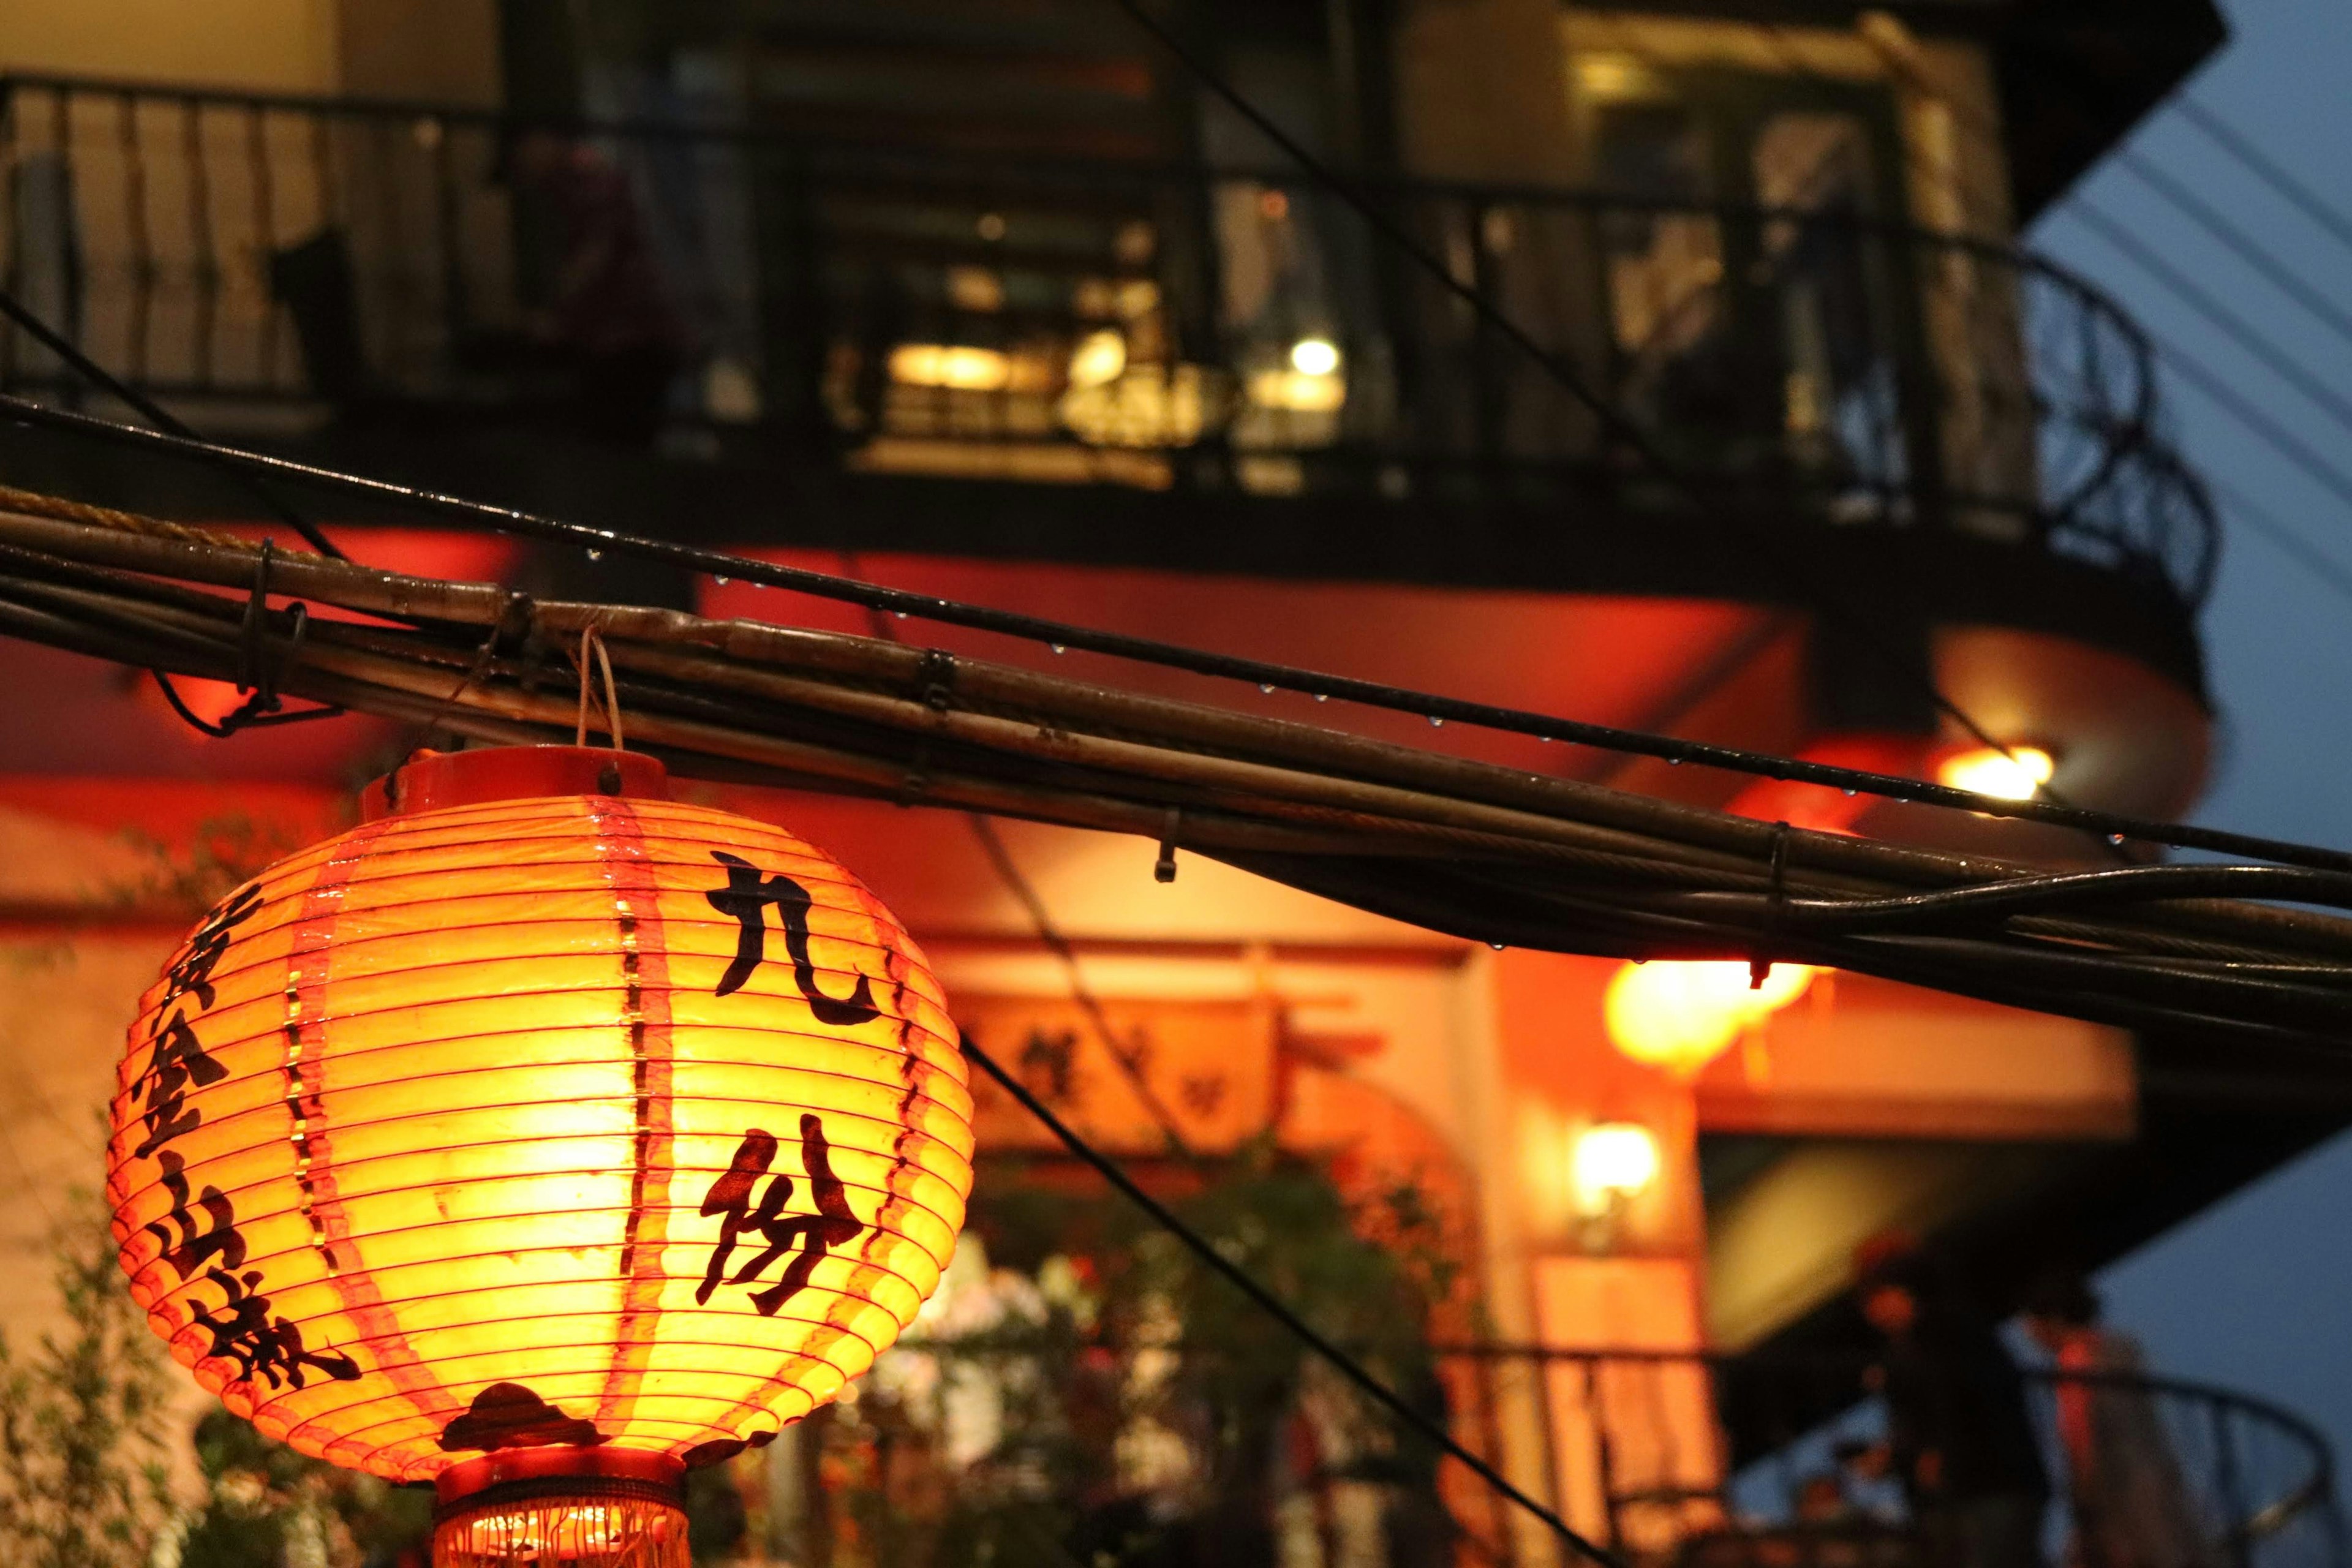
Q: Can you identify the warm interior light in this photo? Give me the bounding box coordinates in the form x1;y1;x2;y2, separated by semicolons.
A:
1938;744;2056;801
1289;337;1341;377
1060;363;1210;447
1247;369;1348;413
889;342;1014;391
1575;53;1660;100
1571;1122;1661;1214
108;745;973;1541
1604;959;1817;1076
1066;329;1128;389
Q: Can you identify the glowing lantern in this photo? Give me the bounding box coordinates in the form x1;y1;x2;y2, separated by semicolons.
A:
106;747;973;1566
1603;960;1816;1076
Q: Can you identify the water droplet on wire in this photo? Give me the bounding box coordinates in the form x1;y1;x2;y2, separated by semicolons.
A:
713;575;729;586
585;549;602;561
1314;693;1329;703
1488;942;1506;951
1842;788;1856;797
1050;644;1066;655
1428;715;1444;728
1259;684;1275;695
1667;756;1681;766
2109;833;2126;846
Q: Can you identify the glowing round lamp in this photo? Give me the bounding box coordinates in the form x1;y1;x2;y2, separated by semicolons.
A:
1937;744;2054;802
106;747;973;1566
1604;960;1815;1076
1570;1122;1660;1215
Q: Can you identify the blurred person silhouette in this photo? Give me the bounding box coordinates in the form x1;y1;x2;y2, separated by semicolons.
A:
488;127;687;444
2021;1268;2215;1568
1852;1239;2049;1568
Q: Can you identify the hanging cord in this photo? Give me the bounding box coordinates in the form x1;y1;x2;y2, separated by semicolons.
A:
960;1032;1627;1568
572;625;625;750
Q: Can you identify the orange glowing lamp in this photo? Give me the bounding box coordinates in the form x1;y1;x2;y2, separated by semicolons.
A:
1603;959;1816;1076
106;747;973;1566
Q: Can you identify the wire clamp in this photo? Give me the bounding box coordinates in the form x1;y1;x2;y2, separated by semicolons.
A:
156;537;343;739
1155;808;1182;883
916;648;958;713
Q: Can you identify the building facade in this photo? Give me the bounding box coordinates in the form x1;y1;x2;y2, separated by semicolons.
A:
3;1;2331;1562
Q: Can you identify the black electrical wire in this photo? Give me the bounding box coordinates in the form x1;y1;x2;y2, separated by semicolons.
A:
0;284;357;740
2170;92;2352;260
0;288;347;562
9;389;2352;876
960;1032;1628;1568
2056;198;2352;442
2113;148;2352;353
2206;477;2352;611
965;812;1199;1159
7;515;2352;1046
1744;863;2352;930
2141;327;2352;514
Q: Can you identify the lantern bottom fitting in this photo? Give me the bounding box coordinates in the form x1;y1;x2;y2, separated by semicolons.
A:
433;1450;689;1568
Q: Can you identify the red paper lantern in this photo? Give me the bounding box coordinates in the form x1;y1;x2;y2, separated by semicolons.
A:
108;747;973;1565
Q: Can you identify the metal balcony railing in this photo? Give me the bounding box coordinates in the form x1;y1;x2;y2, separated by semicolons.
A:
1485;1347;2348;1568
0;75;2216;609
785;1338;2340;1568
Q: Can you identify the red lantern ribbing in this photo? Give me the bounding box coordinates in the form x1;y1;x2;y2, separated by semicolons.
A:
107;747;973;1566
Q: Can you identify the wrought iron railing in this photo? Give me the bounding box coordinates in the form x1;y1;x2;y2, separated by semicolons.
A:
0;75;2215;608
1465;1346;2347;1568
769;1338;2340;1568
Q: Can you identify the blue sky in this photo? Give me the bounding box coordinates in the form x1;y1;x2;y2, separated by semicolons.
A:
2025;0;2352;1469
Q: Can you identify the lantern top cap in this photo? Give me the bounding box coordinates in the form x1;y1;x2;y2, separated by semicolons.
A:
362;745;671;820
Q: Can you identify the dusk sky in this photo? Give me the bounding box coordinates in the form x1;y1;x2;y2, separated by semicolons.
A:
2025;0;2352;1469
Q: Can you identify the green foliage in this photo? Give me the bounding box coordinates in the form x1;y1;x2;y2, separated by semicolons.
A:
173;1408;431;1568
813;1144;1460;1568
116;815;306;916
0;1189;176;1568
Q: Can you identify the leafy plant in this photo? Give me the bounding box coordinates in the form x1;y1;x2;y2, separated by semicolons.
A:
117;815;309;916
0;1188;176;1568
173;1407;430;1568
807;1143;1461;1568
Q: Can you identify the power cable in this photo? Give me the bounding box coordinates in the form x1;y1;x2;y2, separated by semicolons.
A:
842;544;1200;1159
0;285;355;737
9;391;2352;875
960;1031;1627;1568
965;811;1199;1159
0;288;347;561
2206;478;2352;612
2170;91;2352;260
2054;197;2352;443
2112;148;2352;353
2139;331;2352;515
